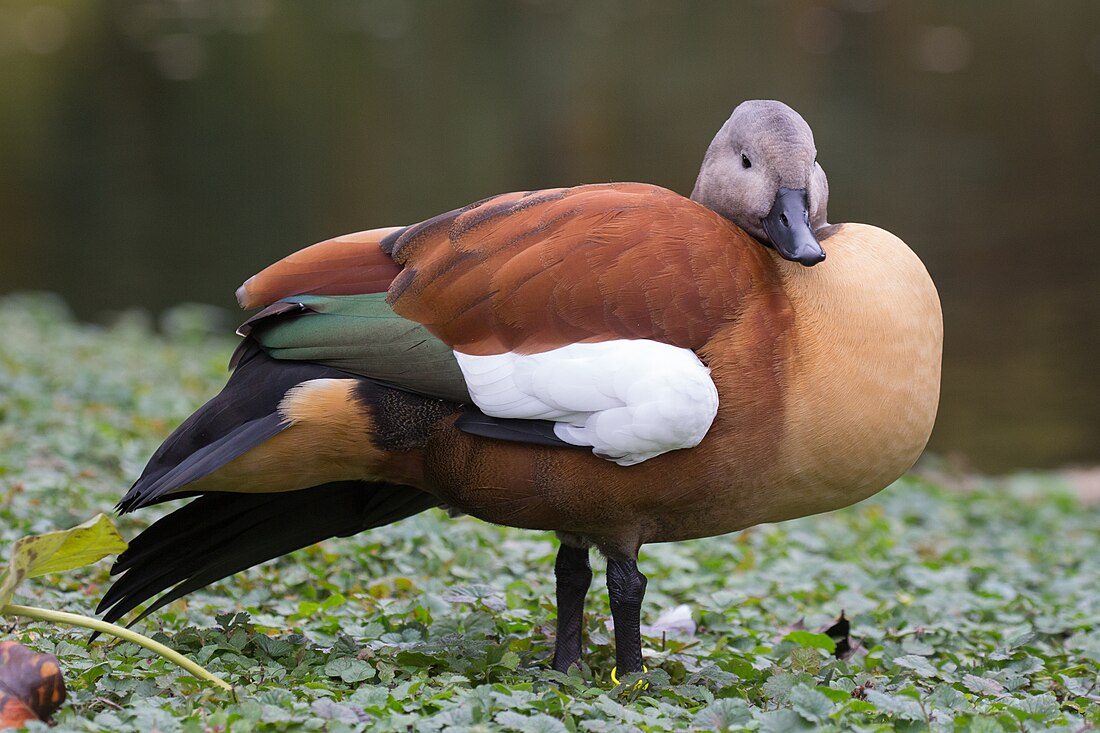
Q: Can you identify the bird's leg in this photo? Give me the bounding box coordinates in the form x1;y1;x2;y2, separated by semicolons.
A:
550;543;592;672
606;556;648;675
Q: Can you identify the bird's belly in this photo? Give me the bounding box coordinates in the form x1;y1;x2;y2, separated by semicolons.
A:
419;413;784;554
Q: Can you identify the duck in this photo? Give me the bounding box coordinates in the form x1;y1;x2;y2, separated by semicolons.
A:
97;100;942;678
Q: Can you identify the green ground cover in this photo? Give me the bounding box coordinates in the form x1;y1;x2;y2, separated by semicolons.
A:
1;292;1099;732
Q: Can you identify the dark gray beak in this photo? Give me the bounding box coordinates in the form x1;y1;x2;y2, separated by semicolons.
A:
761;187;826;267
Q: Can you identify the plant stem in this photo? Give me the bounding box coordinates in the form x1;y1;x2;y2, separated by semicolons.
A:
2;603;233;692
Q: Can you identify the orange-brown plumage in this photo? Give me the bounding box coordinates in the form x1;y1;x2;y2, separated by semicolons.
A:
236;227;404;309
240;184;772;356
102;100;942;677
177;378;425;493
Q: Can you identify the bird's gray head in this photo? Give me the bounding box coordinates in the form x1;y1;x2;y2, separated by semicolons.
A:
691;100;829;267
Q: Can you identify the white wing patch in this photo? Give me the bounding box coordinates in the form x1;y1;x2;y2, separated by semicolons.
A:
454;340;719;466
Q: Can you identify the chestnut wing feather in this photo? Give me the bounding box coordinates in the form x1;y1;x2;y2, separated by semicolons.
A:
386;183;766;355
237;184;769;357
236;227;405;310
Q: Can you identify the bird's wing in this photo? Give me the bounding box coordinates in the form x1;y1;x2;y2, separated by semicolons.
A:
238;183;766;357
236;293;471;403
236;226;404;309
233;183;770;460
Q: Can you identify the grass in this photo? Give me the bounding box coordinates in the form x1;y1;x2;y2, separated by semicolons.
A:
2;291;1099;732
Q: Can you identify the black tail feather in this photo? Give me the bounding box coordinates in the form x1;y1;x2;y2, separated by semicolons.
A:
97;481;440;627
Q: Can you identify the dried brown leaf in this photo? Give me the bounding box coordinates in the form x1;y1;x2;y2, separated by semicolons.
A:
0;641;66;727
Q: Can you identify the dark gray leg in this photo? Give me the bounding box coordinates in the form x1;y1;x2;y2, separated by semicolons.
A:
606;557;647;675
551;543;592;672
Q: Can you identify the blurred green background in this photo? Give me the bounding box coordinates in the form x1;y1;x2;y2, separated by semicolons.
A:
1;0;1097;471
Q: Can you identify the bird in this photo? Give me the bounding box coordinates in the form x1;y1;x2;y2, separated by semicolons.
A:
97;100;942;678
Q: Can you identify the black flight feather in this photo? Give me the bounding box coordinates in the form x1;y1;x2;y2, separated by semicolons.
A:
97;481;440;627
455;410;575;449
117;414;286;513
117;340;355;513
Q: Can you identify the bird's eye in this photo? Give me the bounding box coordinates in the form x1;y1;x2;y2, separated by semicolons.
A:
741;153;752;169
